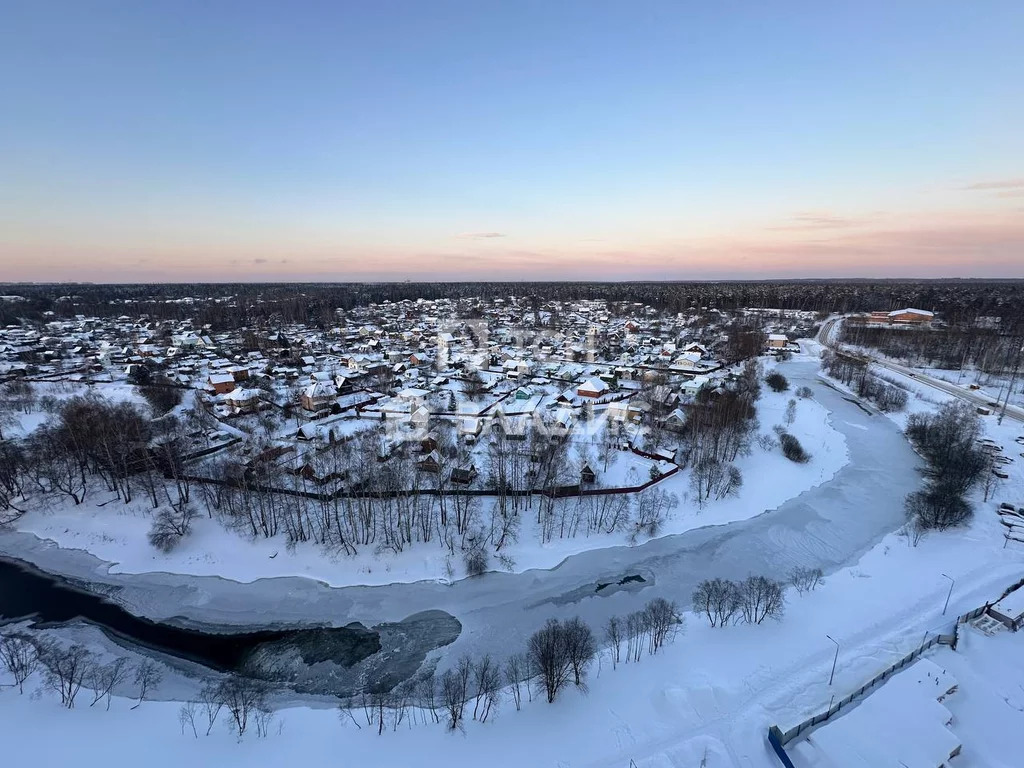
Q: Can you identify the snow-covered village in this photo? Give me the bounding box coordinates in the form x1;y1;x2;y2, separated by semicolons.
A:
1;279;1023;767
3;3;1024;766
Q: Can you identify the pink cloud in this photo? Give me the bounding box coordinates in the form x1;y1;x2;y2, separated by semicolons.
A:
962;178;1024;191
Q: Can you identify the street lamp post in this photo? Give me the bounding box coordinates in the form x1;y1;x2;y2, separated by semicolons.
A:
826;635;839;686
942;573;955;616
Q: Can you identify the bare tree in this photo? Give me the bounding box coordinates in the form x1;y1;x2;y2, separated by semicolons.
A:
504;653;527;712
416;669;440;724
471;654;501;723
148;503;196;553
904;488;973;532
199;682;225;735
629;488;677;542
254;701;275;737
87;657;130;710
132;660;163;709
337;697;362;730
624;610;647;663
528;619;573;703
0;632;39;694
41;642;96;708
738;575;786;624
692;578;741;627
690;459;741;505
604;616;623;668
784;399;797;426
642;598;682;653
563;617;596;689
179;700;199;738
789;566;824;594
440;655;472;730
215;676;269;736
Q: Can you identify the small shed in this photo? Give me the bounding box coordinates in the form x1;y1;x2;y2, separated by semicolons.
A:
990;585;1024;630
450;465;477;485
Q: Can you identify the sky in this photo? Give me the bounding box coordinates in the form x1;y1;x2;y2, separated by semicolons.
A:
1;1;1022;282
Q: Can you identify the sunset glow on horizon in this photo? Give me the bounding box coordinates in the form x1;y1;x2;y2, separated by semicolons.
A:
2;1;1022;282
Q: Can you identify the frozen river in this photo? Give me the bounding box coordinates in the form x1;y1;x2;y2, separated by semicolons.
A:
0;359;922;692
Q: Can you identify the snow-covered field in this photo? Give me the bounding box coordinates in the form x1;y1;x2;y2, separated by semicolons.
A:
3;490;1022;768
10;355;847;588
5;379;150;438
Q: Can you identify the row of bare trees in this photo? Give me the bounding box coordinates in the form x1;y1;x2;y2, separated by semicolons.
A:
822;351;908;412
0;631;162;710
840;322;1022;374
191;418;678;570
0;393;194;521
178;677;274;738
335;598;683;737
691;576;786;627
0;627;280;739
603;597;683;668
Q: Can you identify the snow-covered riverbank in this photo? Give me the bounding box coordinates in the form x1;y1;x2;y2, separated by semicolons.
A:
7;356;848;589
1;359;916;668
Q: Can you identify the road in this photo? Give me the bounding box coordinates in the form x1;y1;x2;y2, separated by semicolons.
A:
818;317;1024;424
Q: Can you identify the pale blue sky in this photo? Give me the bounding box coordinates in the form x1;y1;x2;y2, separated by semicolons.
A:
1;1;1022;280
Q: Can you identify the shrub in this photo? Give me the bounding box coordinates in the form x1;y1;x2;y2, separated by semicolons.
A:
464;547;489;577
779;432;810;463
905;402;987;495
765;372;789;392
904;486;973;531
147;504;195;553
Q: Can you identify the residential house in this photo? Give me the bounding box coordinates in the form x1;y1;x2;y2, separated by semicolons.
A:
208;372;236;394
301;380;336;412
577;377;609;398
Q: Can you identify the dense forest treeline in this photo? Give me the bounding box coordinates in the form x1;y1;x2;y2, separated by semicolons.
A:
2;280;1023;332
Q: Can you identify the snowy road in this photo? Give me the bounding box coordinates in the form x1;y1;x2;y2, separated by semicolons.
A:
0;358;924;683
